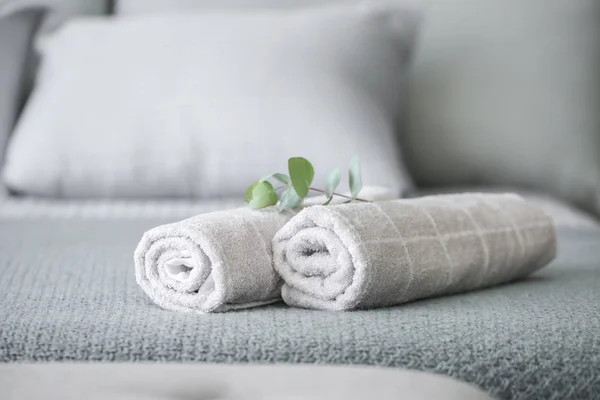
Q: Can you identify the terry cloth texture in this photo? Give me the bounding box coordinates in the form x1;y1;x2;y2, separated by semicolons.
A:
134;187;396;313
134;206;288;313
1;201;599;399
273;193;556;311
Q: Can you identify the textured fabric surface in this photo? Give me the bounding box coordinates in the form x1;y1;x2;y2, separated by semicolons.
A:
0;6;45;169
411;187;600;232
1;212;599;399
1;189;597;230
134;187;396;313
1;364;495;400
3;2;418;198
135;207;288;313
0;195;243;219
273;194;556;310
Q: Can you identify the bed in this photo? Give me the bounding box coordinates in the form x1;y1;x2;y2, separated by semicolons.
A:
2;2;599;399
1;192;599;400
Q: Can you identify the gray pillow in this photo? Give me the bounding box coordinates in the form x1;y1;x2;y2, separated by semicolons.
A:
404;0;600;216
0;5;46;170
3;3;420;198
12;0;111;32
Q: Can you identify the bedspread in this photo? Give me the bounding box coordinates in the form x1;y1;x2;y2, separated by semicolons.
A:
1;195;599;400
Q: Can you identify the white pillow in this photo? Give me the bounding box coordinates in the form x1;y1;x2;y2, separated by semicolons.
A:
115;0;600;216
3;3;419;198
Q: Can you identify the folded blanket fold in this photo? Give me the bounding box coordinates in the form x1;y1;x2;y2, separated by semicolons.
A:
272;193;557;311
134;186;396;313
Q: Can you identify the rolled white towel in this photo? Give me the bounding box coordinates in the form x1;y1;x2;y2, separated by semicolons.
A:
272;193;557;311
134;186;397;313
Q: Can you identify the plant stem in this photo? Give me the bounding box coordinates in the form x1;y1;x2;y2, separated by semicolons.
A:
309;187;370;203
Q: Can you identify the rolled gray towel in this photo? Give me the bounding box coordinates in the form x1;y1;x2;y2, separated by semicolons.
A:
272;193;557;311
134;186;396;313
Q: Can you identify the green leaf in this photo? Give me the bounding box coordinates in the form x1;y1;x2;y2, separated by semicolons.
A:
273;173;290;185
248;181;278;209
244;181;259;203
259;173;290;186
348;155;362;199
278;186;304;211
325;167;341;198
259;174;272;183
288;157;314;198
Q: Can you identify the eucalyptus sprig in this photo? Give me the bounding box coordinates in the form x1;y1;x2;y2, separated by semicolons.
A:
244;155;368;210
